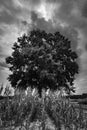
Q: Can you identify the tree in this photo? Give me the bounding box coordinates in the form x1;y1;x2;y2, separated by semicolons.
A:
6;29;79;97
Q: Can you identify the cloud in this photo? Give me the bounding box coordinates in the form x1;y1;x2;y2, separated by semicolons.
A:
0;28;5;36
81;0;87;18
0;0;22;25
0;61;9;70
31;11;56;33
0;46;8;58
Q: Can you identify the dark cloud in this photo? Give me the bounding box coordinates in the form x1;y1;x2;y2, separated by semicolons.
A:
31;11;56;33
27;0;41;5
58;0;73;16
80;0;87;18
82;2;87;18
85;44;87;51
21;21;28;26
20;0;41;6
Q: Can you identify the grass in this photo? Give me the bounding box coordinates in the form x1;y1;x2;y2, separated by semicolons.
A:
0;90;87;130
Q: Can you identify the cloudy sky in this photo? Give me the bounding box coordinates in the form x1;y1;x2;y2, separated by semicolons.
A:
0;0;87;94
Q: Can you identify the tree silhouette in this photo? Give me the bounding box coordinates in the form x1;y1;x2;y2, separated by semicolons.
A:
6;29;79;97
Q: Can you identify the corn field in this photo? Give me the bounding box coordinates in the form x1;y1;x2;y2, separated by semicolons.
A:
0;90;87;130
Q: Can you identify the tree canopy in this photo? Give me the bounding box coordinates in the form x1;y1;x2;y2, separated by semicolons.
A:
6;29;79;96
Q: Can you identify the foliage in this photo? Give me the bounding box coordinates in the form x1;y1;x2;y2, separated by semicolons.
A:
0;92;87;129
6;29;79;97
0;92;32;128
45;93;87;130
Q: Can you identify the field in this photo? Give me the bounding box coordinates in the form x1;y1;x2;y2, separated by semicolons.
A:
0;91;87;130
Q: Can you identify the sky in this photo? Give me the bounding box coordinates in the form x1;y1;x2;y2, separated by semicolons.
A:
0;0;87;94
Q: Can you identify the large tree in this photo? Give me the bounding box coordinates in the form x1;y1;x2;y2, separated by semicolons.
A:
6;29;79;96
